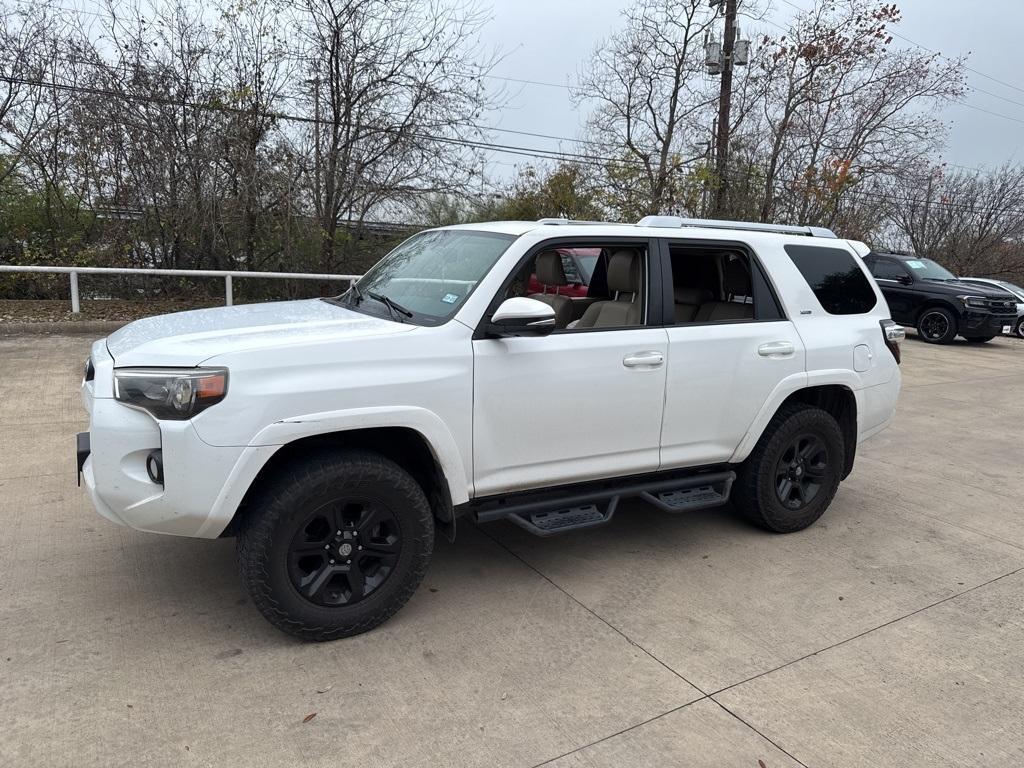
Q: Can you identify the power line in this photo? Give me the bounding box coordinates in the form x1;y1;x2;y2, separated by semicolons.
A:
0;46;610;152
8;69;1023;220
0;69;650;171
1;0;578;91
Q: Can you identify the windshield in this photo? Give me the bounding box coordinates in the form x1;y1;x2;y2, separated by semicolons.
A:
343;229;516;325
903;258;956;280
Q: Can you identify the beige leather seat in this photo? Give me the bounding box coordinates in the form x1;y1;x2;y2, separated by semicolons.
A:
574;250;642;329
674;286;713;323
693;257;755;322
530;251;574;329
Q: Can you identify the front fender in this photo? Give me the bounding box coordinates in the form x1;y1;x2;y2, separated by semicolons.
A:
252;405;470;503
194;406;470;538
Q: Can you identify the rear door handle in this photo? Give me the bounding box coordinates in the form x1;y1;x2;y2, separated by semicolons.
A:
758;341;795;358
623;351;665;368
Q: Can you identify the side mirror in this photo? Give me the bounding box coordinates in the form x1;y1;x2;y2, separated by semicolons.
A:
486;297;556;338
897;274;913;286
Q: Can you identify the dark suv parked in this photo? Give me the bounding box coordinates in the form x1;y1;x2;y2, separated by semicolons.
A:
863;252;1018;344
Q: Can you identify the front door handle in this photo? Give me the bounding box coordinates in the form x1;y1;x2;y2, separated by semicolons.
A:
758;341;795;358
623;351;664;368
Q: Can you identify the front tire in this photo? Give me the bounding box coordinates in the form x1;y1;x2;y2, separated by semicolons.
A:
237;449;434;641
733;403;845;533
1015;318;1024;338
916;307;957;344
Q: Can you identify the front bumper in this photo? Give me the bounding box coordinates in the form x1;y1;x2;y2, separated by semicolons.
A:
79;341;273;538
80;396;249;536
961;311;1017;336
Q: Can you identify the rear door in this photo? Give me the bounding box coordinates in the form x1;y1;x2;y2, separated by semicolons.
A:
658;239;806;468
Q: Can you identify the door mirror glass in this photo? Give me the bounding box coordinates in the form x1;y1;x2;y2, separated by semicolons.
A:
487;297;556;337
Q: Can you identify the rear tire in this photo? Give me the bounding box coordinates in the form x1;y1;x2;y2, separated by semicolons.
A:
733;403;845;533
237;449;434;641
916;307;957;344
964;335;995;343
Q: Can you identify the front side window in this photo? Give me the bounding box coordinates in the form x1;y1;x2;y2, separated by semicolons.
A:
785;245;877;315
501;243;648;331
343;229;516;325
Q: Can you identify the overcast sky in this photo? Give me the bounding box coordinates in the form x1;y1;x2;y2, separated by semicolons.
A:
476;0;1024;178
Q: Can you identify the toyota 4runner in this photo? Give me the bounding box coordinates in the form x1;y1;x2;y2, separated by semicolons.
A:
78;216;903;640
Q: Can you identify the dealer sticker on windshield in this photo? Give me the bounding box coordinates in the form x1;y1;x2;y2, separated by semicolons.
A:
441;293;460;304
906;260;927;269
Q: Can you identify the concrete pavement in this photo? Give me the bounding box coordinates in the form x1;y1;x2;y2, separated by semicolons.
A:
0;331;1022;767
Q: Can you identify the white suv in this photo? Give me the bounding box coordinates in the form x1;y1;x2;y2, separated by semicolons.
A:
78;217;903;640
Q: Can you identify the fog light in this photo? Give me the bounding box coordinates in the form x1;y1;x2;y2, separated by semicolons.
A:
146;450;164;485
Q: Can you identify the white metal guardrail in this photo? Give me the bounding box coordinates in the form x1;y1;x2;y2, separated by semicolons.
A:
0;265;360;313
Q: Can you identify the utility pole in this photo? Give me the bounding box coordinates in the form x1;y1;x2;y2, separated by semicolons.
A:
713;0;739;216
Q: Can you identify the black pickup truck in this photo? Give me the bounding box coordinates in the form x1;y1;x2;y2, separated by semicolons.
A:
862;252;1018;344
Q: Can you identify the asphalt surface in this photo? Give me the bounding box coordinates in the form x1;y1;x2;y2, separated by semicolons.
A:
1;330;1022;768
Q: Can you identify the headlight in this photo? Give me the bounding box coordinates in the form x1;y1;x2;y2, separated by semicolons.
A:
956;295;988;308
113;368;228;420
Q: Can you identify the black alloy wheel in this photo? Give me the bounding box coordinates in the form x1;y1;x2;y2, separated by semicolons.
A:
287;499;402;607
917;308;957;344
237;449;434;641
774;434;829;511
733;402;844;533
1016;317;1024;339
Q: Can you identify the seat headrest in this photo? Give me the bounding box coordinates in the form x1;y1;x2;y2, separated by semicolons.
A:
723;256;751;296
607;250;640;293
674;286;712;306
535;250;568;287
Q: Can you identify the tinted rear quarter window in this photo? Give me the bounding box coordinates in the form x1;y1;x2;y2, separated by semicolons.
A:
785;244;877;315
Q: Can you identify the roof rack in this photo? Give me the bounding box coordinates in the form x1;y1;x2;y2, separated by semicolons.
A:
535;218;610;226
635;215;838;239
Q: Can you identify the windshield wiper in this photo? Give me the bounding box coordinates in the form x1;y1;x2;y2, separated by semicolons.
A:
367;291;413;322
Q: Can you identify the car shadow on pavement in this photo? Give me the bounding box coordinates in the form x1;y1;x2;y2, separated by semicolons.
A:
87;498;750;650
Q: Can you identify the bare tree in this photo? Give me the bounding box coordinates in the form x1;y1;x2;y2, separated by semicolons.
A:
574;0;717;219
298;0;496;272
749;0;963;226
0;3;57;186
889;163;1024;279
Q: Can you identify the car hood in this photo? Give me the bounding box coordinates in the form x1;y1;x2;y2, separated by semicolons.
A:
918;278;1018;301
106;299;414;366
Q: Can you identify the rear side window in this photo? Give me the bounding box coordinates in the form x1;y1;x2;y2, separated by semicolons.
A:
785;245;877;315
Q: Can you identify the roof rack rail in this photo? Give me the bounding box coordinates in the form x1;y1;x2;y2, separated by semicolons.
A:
636;215;837;239
535;218;610;226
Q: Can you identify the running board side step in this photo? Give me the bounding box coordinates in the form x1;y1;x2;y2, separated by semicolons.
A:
473;470;736;537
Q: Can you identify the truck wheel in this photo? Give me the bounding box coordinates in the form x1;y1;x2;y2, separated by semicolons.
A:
916;307;957;344
733;403;845;533
964;335;995;343
236;449;434;641
1016;318;1024;339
